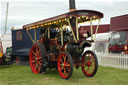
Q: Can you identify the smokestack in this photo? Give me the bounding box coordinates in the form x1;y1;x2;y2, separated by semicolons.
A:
69;0;76;12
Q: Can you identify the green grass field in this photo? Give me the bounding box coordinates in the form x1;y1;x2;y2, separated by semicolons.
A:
0;64;128;85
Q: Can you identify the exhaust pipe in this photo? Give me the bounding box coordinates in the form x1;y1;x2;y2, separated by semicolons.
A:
69;0;76;12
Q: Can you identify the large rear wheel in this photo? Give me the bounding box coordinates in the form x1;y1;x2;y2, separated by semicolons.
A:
81;50;98;77
29;43;46;74
57;51;73;80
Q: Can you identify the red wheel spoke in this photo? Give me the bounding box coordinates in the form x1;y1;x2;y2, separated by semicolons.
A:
67;67;70;72
30;44;44;74
64;68;67;74
81;51;98;77
36;63;41;71
67;59;70;64
91;65;94;72
58;52;73;79
32;51;37;57
36;47;38;55
37;67;40;71
32;60;36;63
87;67;90;73
60;58;63;63
37;50;40;56
65;64;70;67
63;55;66;63
37;57;42;60
34;63;38;71
60;65;64;71
34;66;37;71
37;61;42;66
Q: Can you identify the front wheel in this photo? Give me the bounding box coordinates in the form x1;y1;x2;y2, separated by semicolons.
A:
57;51;73;80
81;50;98;77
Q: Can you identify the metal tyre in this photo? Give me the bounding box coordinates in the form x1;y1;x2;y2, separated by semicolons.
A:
29;43;46;74
57;51;73;80
81;50;98;77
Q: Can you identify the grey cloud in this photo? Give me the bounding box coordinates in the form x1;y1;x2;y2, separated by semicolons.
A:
1;0;128;34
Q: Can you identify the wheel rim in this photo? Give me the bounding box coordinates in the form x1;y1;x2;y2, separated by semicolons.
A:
58;53;71;79
16;56;20;64
29;44;42;74
81;52;96;76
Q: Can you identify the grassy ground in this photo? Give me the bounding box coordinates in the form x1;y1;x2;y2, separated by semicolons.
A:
0;65;128;85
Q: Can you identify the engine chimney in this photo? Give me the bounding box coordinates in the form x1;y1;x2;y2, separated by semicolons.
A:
69;0;76;12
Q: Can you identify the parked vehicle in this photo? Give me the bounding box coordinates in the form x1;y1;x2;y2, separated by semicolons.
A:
80;24;110;34
22;1;104;79
10;0;104;79
10;28;40;64
0;34;12;53
93;33;110;53
0;39;3;58
108;14;128;54
80;24;110;53
0;39;12;65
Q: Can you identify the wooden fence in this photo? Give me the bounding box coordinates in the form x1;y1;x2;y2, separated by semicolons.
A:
96;52;128;70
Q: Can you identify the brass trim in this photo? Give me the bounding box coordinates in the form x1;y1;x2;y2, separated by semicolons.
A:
76;17;79;41
94;19;101;40
61;25;64;46
26;30;35;44
34;29;37;41
67;18;77;43
90;18;93;40
48;27;50;39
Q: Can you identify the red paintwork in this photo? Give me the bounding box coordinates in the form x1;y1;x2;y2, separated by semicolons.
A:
0;41;3;64
49;38;58;46
109;14;128;53
110;14;128;31
109;45;125;52
58;52;71;79
0;41;3;53
23;10;104;29
79;24;110;34
81;51;96;76
27;0;101;79
29;44;42;74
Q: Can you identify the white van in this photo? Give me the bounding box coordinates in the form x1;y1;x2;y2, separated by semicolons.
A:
0;35;12;65
0;34;12;53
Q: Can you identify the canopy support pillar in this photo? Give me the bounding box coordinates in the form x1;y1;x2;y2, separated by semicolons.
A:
26;29;35;44
90;18;93;40
61;25;64;46
94;19;101;40
67;18;77;43
34;29;37;42
48;27;50;39
76;17;79;41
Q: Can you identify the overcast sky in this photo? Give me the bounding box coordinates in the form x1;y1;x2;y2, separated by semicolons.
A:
0;0;128;34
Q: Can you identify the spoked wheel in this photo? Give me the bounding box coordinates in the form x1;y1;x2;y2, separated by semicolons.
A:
29;43;46;74
81;50;98;77
58;51;73;80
